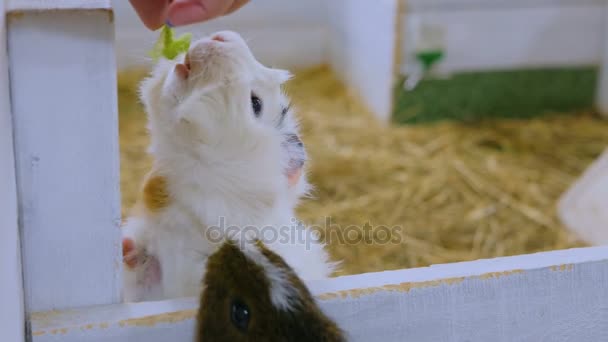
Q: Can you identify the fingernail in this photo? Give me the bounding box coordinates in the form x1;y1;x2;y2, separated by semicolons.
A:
168;3;207;26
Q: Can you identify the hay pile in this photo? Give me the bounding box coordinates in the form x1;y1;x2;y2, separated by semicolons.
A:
118;65;608;276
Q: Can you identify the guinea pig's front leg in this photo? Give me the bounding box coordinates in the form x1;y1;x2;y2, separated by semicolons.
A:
122;237;163;302
121;216;164;302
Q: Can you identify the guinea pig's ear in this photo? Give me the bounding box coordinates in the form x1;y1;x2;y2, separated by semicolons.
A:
272;69;293;84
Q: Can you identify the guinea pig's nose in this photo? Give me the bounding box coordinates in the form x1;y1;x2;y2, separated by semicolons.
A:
211;34;226;42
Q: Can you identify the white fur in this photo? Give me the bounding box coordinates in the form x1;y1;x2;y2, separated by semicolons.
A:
238;241;299;311
122;31;334;302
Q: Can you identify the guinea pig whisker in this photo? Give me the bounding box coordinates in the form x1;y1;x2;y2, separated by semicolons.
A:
188;71;208;83
188;56;209;62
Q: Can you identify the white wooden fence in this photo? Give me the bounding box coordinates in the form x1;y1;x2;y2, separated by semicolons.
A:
25;246;608;341
2;0;608;341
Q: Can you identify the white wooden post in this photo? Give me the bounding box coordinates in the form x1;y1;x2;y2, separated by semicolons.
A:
6;0;122;312
0;0;26;340
326;0;400;123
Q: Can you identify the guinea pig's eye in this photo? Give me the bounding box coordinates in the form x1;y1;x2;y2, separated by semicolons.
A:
251;93;262;117
230;299;250;332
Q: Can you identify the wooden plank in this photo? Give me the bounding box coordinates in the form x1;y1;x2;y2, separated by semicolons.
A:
7;0;110;11
7;10;122;312
30;246;608;341
558;149;608;244
401;4;604;76
0;0;26;340
327;0;399;122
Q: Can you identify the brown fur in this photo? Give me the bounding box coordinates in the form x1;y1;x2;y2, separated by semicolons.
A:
196;240;347;342
140;172;171;213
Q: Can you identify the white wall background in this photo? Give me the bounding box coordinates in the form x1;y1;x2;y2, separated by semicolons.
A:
401;1;607;75
112;0;329;70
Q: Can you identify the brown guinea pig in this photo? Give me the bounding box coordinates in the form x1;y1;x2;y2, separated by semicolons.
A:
196;239;347;342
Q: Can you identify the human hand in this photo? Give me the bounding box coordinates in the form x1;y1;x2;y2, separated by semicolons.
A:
129;0;250;30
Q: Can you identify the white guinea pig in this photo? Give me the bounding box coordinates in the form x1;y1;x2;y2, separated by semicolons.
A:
121;30;336;302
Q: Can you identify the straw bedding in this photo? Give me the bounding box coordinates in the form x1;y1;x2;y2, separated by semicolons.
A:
118;65;608;276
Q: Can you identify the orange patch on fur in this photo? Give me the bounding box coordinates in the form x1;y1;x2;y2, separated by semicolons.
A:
142;174;171;212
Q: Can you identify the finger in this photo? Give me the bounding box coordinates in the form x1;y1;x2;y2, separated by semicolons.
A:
129;0;169;30
167;0;233;26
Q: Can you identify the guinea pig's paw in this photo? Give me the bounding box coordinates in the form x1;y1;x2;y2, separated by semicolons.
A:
122;237;140;270
122;238;162;287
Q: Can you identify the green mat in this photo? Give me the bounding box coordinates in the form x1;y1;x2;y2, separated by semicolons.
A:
393;67;598;124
